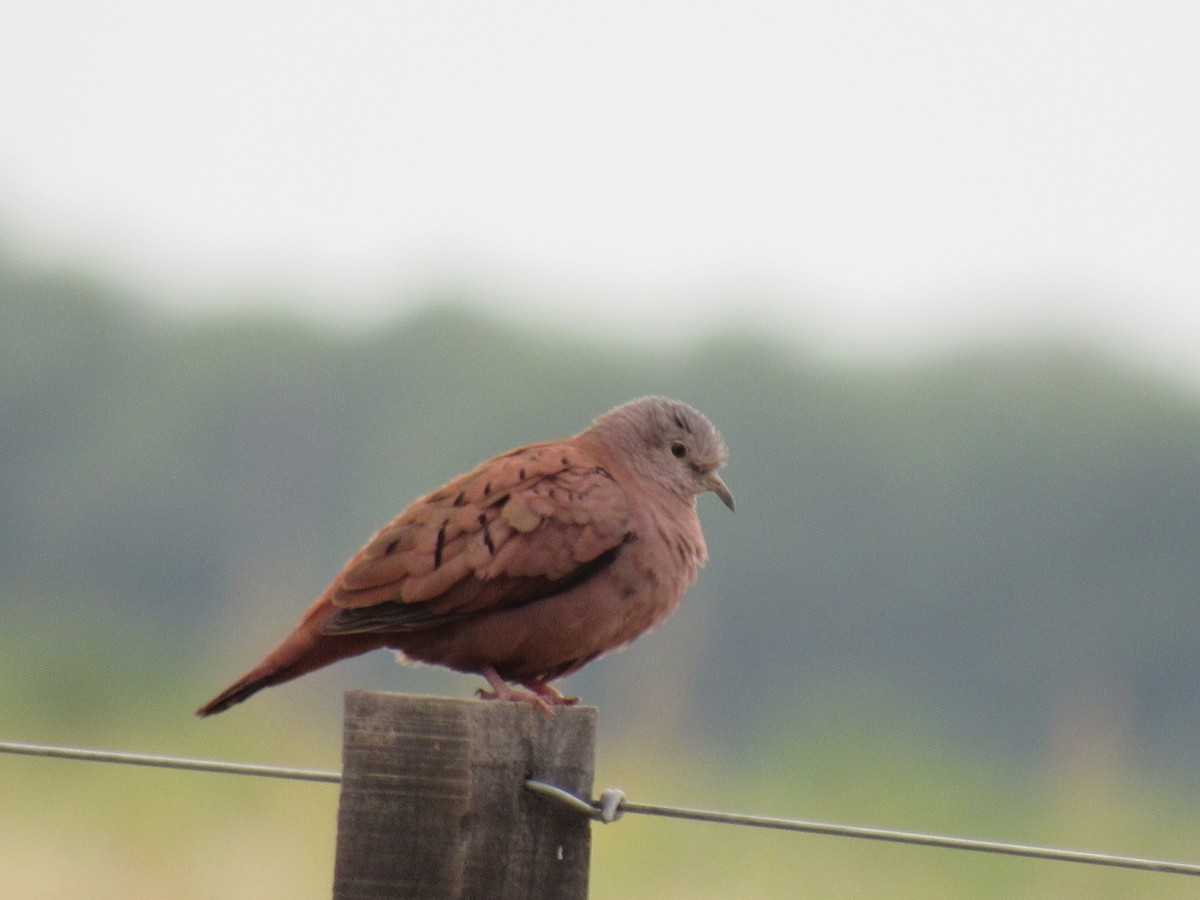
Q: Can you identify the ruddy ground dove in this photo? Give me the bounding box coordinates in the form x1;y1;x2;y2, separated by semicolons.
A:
196;397;732;716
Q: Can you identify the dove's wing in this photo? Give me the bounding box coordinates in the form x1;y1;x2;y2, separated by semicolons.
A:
322;441;633;635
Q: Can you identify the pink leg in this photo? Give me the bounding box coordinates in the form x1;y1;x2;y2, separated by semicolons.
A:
476;665;557;717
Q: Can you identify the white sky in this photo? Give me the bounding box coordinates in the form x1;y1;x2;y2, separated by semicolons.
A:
1;2;1198;371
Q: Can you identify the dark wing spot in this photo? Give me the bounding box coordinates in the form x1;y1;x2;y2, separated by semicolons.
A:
491;493;510;509
478;513;488;527
538;533;632;600
453;491;467;507
482;523;496;555
561;456;570;466
594;466;611;479
483;482;492;497
519;467;526;481
434;522;447;569
384;538;400;556
324;601;468;635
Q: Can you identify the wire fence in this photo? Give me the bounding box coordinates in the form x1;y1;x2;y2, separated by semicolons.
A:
4;738;1200;879
0;739;340;783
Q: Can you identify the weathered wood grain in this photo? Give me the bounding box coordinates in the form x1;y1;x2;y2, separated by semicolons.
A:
332;692;596;900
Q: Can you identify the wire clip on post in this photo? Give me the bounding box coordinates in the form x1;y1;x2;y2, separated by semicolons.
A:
525;779;626;823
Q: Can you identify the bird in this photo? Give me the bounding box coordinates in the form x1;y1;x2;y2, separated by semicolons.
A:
196;396;733;717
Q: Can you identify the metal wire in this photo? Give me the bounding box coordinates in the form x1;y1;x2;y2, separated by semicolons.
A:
524;780;1200;878
6;739;1200;878
0;740;340;783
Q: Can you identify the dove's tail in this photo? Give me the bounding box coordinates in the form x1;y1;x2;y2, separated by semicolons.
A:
195;607;386;717
195;666;278;717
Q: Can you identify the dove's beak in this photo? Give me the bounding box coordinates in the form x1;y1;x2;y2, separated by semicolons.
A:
705;472;735;511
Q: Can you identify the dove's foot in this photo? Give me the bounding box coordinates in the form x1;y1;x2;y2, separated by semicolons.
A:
476;667;577;718
522;678;579;707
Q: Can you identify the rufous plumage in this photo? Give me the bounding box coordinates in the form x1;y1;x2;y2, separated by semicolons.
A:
197;397;732;716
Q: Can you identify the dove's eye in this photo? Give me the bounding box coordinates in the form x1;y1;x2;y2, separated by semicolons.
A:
670;441;688;459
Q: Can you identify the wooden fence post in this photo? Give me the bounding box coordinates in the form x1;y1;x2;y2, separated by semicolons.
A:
332;691;597;900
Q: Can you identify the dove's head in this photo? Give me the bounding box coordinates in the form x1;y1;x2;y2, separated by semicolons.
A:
591;397;734;511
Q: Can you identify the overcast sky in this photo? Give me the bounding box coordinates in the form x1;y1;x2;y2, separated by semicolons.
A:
1;2;1198;372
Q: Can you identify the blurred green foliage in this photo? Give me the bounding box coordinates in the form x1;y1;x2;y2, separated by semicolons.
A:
3;252;1200;897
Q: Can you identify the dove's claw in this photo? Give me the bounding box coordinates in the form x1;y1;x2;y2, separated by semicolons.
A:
522;678;579;706
477;666;559;717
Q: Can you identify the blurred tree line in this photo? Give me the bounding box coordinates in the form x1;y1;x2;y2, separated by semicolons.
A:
3;252;1198;766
